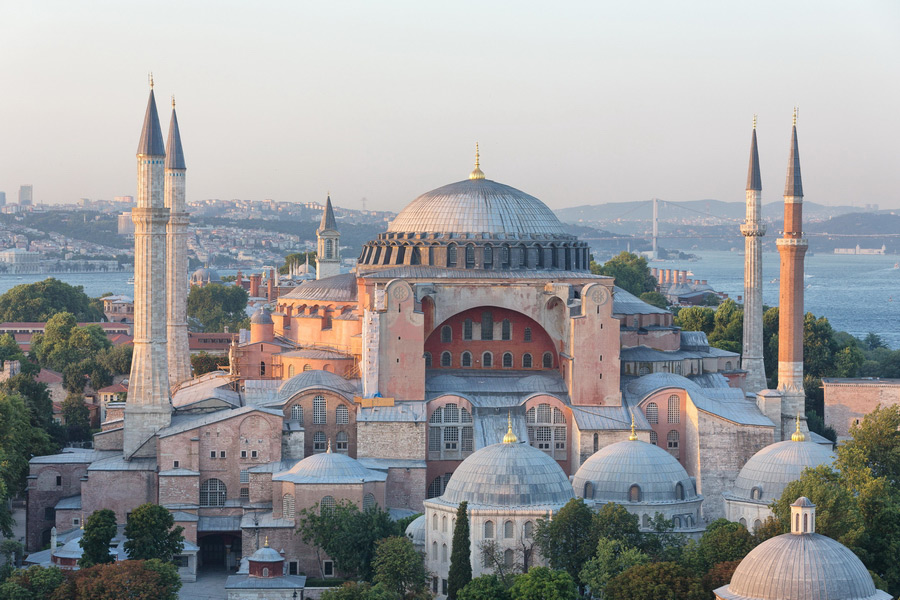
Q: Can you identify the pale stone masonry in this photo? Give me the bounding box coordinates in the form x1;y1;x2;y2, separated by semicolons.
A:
740;123;767;394
165;98;191;387
124;85;172;458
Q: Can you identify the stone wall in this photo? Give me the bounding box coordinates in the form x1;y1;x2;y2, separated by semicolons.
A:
824;378;900;440
357;420;425;460
25;461;91;551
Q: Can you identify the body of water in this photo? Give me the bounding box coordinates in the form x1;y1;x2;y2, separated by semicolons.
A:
0;253;897;348
661;251;900;349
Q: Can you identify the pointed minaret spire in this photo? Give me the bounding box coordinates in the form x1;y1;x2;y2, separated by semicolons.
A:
316;195;341;280
320;195;337;231
784;108;803;198
137;83;166;157
746;117;762;191
165;99;186;170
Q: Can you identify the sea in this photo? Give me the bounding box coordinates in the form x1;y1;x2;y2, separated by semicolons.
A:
0;251;897;349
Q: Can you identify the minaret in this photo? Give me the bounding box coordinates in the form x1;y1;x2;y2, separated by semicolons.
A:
776;109;808;435
740;117;767;394
315;195;340;280
124;77;172;459
165;96;191;387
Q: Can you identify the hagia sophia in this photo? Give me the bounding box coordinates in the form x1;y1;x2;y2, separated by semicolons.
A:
22;86;882;598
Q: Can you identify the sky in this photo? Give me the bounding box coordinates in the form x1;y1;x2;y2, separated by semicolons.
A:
1;1;899;213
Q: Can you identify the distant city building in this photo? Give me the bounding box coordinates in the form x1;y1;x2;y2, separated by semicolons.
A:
18;184;33;206
114;195;134;203
0;248;41;273
833;244;886;255
117;212;135;235
0;191;6;206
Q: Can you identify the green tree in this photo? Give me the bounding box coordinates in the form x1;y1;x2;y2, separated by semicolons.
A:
834;345;865;378
592;503;643;550
803;313;839;379
638;291;668;309
694;519;755;572
447;501;471;599
701;560;741;596
60;394;91;443
190;352;228;377
123;503;185;563
0;392;54;528
186;284;249;333
0;279;103;323
673;306;715;336
534;498;596;589
0;540;24;582
592;252;657;297
320;581;400;600
95;344;133;376
0;335;37;377
78;509;117;568
762;307;779;384
605;561;706;600
580;537;649;599
296;500;402;579
1;374;57;435
54;559;181;600
31;313;112;376
457;575;510;600
837;404;900;484
371;536;429;600
0;565;65;599
507;566;578;600
708;299;743;353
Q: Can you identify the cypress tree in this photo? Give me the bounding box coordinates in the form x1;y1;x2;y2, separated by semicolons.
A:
447;501;472;600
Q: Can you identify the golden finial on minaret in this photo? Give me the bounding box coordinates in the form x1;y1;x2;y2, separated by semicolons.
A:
172;94;176;109
149;72;154;89
502;412;518;443
469;142;485;180
628;412;638;441
791;413;806;442
793;106;798;126
752;114;757;129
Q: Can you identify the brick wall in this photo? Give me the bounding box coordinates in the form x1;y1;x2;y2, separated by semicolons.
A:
824;379;900;440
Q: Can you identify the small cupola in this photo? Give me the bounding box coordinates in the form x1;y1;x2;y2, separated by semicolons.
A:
790;496;816;535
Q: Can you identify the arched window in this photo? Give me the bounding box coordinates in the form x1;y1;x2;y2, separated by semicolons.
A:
461;351;472;368
441;325;452;343
753;519;762;532
291;404;303;423
584;482;594;498
441;351;452;367
432;541;438;558
629;485;641;502
504;520;514;539
263;567;269;577
363;493;376;511
522;353;532;368
288;364;295;377
638;364;650;376
795;513;800;531
424;352;432;368
543;352;553;368
526;403;567;459
593;432;599;452
751;487;762;500
668;395;680;423
429;405;473;458
313;431;327;453
447;244;457;267
303;364;312;371
442;543;448;562
500;245;510;268
524;521;533;539
483;245;493;267
325;239;333;258
739;517;747;528
675;482;684;500
725;361;733;370
320;496;336;515
427;474;451;499
336;404;349;425
502;352;513;368
432;514;438;530
650;431;658;445
442;516;448;532
504;549;514;568
523;327;532;342
313;395;327;424
667;430;679;457
645;402;659;424
674;516;682;528
463;319;473;340
336;431;349;453
200;479;227;507
483;520;494;538
259;361;266;376
501;319;511;341
283;494;295;519
482;352;492;367
465;245;475;268
481;311;493;340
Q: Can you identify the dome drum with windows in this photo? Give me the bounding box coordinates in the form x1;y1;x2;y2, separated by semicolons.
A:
358;149;590;271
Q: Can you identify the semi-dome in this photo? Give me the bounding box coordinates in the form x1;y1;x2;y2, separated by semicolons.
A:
437;439;574;509
273;447;386;485
716;498;890;600
573;437;699;504
730;435;834;503
405;514;426;548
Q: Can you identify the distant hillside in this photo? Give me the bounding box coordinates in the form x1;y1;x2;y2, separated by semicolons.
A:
555;199;863;225
804;212;900;254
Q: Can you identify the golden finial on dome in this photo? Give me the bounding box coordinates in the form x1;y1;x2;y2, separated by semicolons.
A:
791;414;806;442
502;412;517;444
326;439;332;453
628;412;638;441
264;536;269;547
469;143;485;180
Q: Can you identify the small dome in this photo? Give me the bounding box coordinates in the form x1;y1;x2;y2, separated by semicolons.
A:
439;441;574;508
249;544;283;563
405;515;426;547
277;369;358;403
53;536;84;560
190;267;221;284
273;450;386;485
573;439;698;504
387;178;569;237
717;534;890;600
730;440;834;503
250;309;273;325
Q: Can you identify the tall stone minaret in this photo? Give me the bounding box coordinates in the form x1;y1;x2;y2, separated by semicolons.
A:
776;109;808;435
315;196;341;280
124;79;172;459
165;96;191;387
740;118;767;394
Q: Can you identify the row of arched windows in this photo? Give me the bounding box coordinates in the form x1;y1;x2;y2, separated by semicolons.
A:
526;404;567;459
644;395;680;424
311;430;350;453
426;351;553;369
429;404;474;458
482;519;533;540
287;364;316;377
440;320;529;343
289;399;350;425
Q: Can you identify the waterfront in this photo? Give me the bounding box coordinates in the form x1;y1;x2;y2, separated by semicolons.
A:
0;251;897;349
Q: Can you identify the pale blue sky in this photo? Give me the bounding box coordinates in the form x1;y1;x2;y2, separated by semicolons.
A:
1;1;898;212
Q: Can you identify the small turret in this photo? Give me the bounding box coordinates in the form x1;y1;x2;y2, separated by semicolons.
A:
316;195;341;280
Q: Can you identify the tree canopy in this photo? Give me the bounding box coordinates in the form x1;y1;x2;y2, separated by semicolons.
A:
534;498;597;589
48;559;181;600
123;503;184;563
507;566;578;600
186;283;249;333
371;536;429;600
0;279;103;323
591;253;657;297
447;501;472;599
191;351;228;377
605;561;706;600
78;509;118;568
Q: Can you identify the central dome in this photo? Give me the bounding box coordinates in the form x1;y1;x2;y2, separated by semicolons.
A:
387;178;568;237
